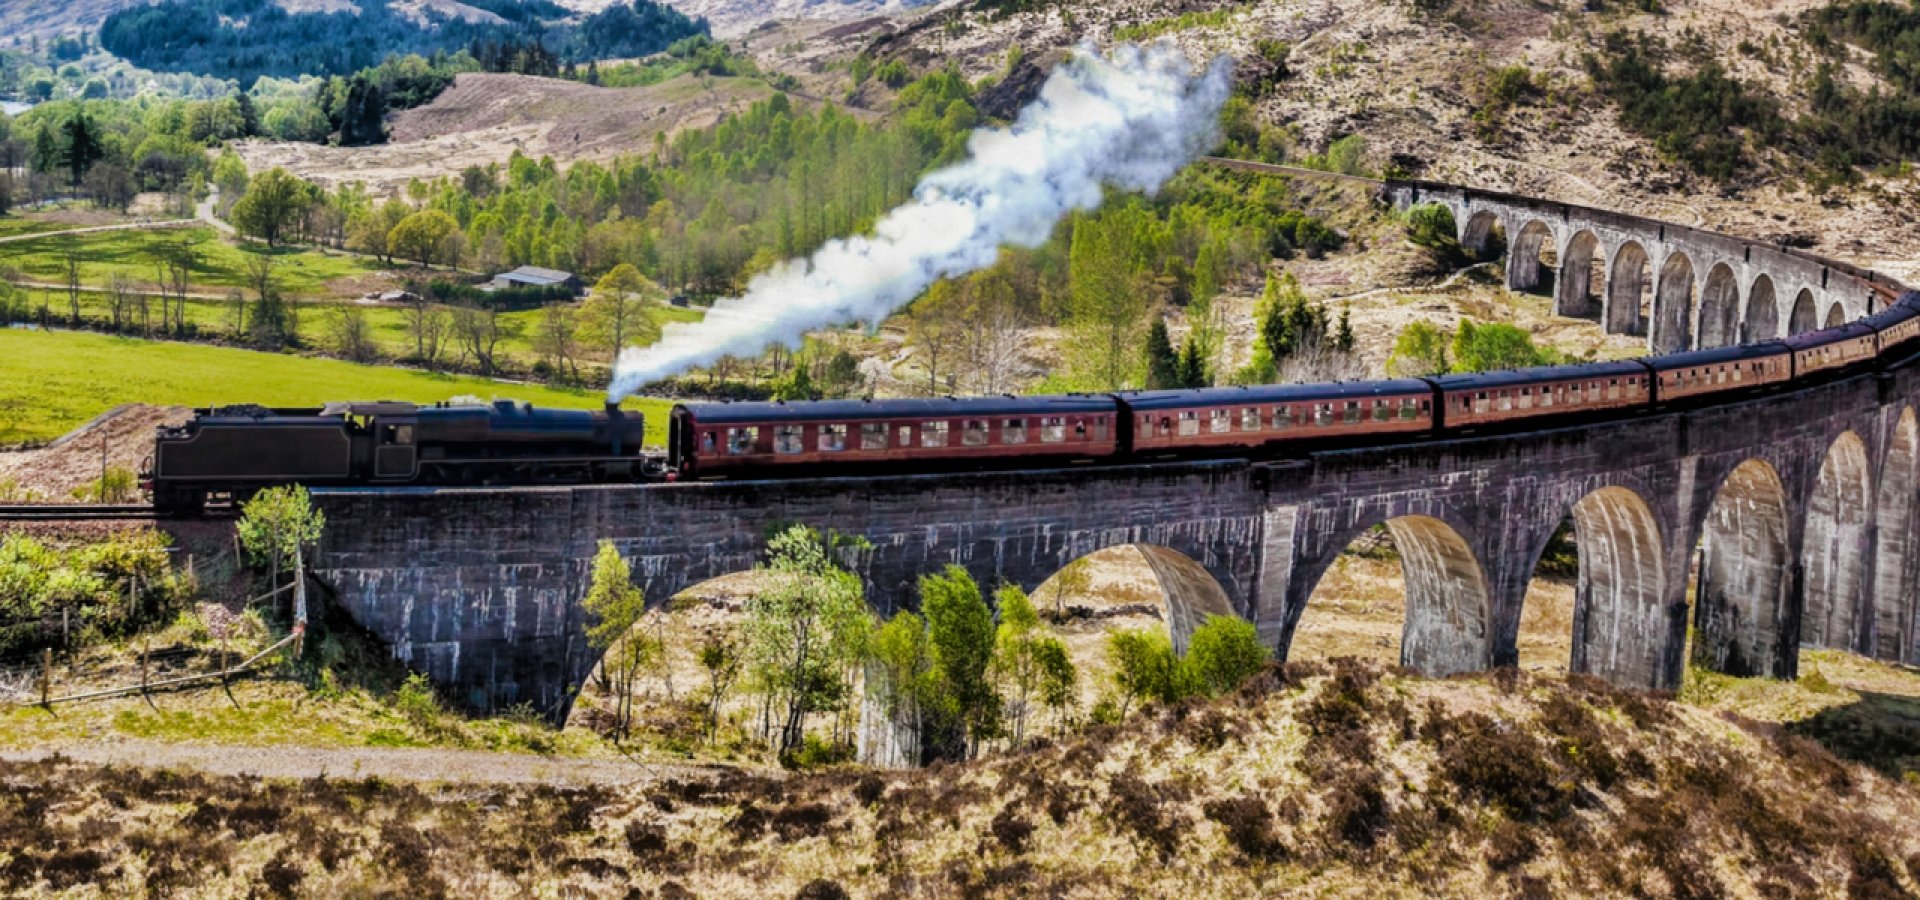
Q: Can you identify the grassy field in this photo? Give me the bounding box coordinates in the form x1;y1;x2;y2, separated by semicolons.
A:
0;329;673;446
8;289;705;374
0;226;392;298
0;218;80;240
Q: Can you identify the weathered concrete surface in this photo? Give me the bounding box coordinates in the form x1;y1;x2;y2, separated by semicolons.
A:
312;360;1920;719
1385;180;1908;349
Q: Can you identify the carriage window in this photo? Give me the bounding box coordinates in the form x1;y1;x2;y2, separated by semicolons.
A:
819;424;847;452
1273;407;1292;429
385;425;414;445
1003;418;1026;444
728;426;759;455
961;420;990;446
1400;398;1420;420
1540;386;1554;407
898;425;912;447
1242;407;1260;431
1337;402;1357;424
703;431;717;451
1517;389;1533;409
1372;399;1391;422
1210;409;1232;434
861;423;888;450
1041;417;1067;443
1315;404;1335;426
775;425;805;454
1093;416;1109;441
921;421;950;448
1178;411;1200;436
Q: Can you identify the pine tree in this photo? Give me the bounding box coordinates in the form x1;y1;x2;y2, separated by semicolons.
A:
59;114;102;188
1335;305;1355;353
1143;318;1181;390
235;92;259;137
1176;334;1209;388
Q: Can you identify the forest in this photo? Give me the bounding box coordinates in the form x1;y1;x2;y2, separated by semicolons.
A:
98;0;707;85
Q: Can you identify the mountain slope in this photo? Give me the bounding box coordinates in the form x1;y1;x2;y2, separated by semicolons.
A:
868;0;1920;284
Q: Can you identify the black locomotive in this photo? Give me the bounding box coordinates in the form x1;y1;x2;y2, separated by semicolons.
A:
144;399;650;514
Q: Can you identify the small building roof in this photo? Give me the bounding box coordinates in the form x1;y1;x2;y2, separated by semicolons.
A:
495;265;577;285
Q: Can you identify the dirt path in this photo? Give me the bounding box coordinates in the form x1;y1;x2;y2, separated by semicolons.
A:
0;739;748;787
195;189;235;236
0;219;198;245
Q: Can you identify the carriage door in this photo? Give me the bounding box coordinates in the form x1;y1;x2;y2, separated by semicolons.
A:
375;423;417;480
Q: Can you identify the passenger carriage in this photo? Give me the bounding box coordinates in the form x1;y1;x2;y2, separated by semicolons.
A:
1865;300;1920;357
1430;361;1651;430
1787;322;1878;377
1120;381;1435;455
1645;343;1791;404
668;395;1122;477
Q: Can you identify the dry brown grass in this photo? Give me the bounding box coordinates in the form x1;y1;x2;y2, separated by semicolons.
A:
5;660;1917;897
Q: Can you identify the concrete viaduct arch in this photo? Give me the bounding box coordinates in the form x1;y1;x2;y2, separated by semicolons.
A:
307;182;1917;720
1399;183;1888;353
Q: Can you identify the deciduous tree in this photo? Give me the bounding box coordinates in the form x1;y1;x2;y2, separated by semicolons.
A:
236;484;325;596
582;540;652;741
582;263;661;363
743;526;870;759
388;209;459;268
232;168;309;247
920;565;1001;759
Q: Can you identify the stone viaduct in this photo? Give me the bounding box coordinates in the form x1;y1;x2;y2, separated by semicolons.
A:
308;178;1917;721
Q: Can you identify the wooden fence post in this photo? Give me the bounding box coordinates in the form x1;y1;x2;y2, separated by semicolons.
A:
140;640;149;697
40;648;51;707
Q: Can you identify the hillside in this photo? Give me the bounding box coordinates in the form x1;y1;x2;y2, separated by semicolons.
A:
2;660;1916;895
234;71;779;194
861;0;1920;285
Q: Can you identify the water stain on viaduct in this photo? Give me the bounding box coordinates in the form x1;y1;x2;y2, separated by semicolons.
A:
308;180;1918;719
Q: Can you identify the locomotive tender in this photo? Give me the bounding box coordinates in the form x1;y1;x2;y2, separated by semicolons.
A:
146;291;1920;513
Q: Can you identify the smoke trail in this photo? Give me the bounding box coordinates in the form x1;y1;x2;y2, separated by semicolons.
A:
607;42;1234;400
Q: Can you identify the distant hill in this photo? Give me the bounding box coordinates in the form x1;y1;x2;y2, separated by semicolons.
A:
98;0;710;84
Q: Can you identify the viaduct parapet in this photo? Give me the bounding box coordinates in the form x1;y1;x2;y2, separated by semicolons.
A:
309;178;1918;720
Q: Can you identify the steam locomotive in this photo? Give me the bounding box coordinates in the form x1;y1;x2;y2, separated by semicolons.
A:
145;399;651;515
146;290;1920;515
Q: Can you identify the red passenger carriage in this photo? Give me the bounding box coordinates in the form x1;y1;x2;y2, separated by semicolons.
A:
1430;361;1651;429
1121;381;1434;455
669;395;1122;477
1645;343;1791;403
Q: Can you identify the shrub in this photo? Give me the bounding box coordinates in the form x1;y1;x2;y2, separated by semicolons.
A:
1184;615;1271;696
1203;796;1287;861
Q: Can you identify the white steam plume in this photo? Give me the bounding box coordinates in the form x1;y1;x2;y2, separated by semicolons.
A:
607;43;1234;400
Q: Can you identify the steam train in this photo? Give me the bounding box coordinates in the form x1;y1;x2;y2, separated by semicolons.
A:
146;290;1920;515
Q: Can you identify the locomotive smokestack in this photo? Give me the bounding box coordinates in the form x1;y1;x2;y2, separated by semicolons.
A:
604;43;1233;400
605;400;621;417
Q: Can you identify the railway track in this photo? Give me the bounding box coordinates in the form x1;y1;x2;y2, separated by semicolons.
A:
0;504;160;522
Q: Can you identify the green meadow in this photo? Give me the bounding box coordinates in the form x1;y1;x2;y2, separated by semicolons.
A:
0;329;674;447
0;226;390;297
14;287;705;372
